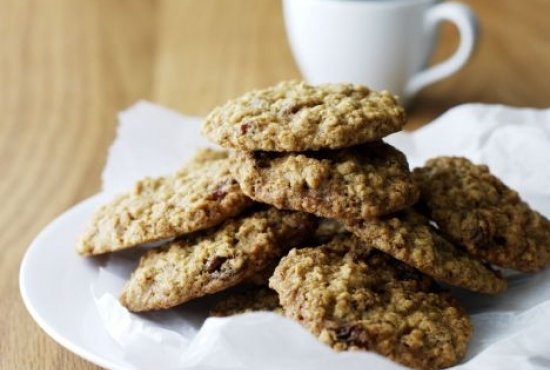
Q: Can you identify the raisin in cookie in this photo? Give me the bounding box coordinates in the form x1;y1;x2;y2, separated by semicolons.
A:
269;234;473;370
230;141;419;220
78;149;252;256
202;81;405;152
413;157;550;272
120;207;316;312
345;209;506;294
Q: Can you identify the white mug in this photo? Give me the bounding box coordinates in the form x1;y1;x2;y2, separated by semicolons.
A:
282;0;479;103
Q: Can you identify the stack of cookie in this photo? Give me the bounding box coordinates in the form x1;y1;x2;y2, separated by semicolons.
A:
78;81;550;370
78;149;318;312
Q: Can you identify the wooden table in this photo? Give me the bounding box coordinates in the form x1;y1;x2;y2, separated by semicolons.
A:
1;0;549;368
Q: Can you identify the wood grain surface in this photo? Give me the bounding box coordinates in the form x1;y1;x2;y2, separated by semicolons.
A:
1;0;549;369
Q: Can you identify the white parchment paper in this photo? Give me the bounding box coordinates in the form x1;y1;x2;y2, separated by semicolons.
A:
93;101;550;370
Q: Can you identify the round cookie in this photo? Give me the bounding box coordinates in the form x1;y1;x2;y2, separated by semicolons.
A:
230;141;419;220
413;156;550;272
120;207;316;312
269;234;473;370
344;209;507;294
202;81;405;152
78;149;252;256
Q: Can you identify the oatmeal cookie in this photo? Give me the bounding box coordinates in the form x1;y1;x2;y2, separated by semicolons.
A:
78;149;252;256
230;141;419;220
345;209;506;294
120;207;316;312
243;219;347;286
202;81;405;151
209;287;282;317
269;234;473;370
413;157;550;272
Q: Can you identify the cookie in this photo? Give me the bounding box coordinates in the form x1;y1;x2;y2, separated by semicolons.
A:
345;209;506;294
244;219;348;285
120;207;316;312
78;149;252;256
230;141;419;220
202;81;405;152
413;157;550;272
209;287;282;317
269;234;473;370
242;219;348;285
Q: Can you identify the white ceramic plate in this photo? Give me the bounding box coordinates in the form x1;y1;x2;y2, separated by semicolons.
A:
20;193;135;370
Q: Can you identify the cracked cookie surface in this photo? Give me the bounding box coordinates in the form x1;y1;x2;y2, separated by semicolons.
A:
230;141;419;220
78;149;252;256
269;234;473;370
345;209;506;294
413;157;550;272
120;207;316;312
202;81;405;152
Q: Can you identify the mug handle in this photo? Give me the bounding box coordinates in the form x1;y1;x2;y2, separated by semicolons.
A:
404;2;479;99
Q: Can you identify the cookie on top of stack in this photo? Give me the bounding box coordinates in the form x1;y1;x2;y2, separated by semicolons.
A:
78;81;550;370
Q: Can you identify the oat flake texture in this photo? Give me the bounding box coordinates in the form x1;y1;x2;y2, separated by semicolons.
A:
77;149;252;256
413;156;550;272
269;234;473;370
120;207;316;312
345;209;507;294
202;80;406;152
230;141;419;220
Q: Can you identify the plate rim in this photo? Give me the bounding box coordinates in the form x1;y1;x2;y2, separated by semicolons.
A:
19;193;132;370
